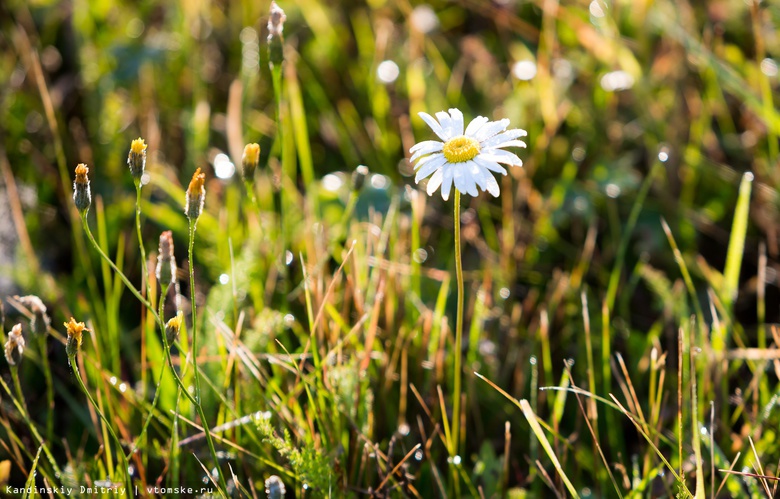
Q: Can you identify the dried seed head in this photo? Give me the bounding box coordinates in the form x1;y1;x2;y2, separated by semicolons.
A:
165;312;184;345
267;2;287;38
267;2;286;67
156;231;177;286
64;317;88;358
4;324;25;366
13;295;50;336
264;475;286;499
127;138;148;181
241;143;261;182
351;165;369;191
185;168;206;221
73;164;92;214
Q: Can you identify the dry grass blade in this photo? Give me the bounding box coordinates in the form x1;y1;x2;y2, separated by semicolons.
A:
608;393;691;497
474;372;580;498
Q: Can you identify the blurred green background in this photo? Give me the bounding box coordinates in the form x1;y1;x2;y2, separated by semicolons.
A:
2;0;780;496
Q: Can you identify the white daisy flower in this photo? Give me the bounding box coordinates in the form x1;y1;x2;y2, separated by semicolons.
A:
409;108;527;200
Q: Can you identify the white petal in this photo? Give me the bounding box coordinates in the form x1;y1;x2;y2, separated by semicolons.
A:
435;111;454;138
415;155;447;182
465;116;489;136
474;156;508;175
426;168;444;195
480;149;523;166
466;160;487;190
474;119;510;141
448;108;464;136
485;174;500;197
490;140;526;150
418;112;448;141
411;143;444;162
440;166;454;200
454;166;478;197
481;128;527;148
410;140;444;154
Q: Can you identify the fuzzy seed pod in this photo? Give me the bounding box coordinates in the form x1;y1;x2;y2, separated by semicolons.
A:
14;295;50;336
242;143;261;182
4;324;25;366
64;317;88;359
165;312;183;345
156;231;177;286
185;168;206;221
264;475;286;499
127;138;147;181
351;165;369;191
267;2;286;67
73;164;92;214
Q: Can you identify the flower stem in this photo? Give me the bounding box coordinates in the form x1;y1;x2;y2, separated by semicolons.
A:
452;189;464;458
188;219;229;495
127;284;169;462
71;357;133;493
134;182;150;403
80;214;157;321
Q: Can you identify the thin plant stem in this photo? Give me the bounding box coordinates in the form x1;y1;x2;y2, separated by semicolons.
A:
452;189;464;458
70;358;133;493
135;181;150;402
80;214;157;321
35;335;54;443
0;375;61;481
188;219;229;494
10;368;28;416
126;284;169;461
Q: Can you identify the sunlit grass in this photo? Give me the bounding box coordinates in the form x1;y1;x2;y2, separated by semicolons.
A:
2;0;780;496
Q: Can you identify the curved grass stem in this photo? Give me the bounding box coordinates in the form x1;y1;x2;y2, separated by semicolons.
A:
80;214;157;322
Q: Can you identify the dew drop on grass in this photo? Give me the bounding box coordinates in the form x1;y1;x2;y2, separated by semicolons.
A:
414;450;423;461
219;273;229;285
285;250;294;265
119;382;127;393
413;248;428;263
322;173;342;192
110;376;117;385
370;174;388;189
529;356;537;366
447;455;462;466
410;5;439;34
512;60;537;81
377;60;400;84
213;153;235;179
499;287;510;299
398;423;410;436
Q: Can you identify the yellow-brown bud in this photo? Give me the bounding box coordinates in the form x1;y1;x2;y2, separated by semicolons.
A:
156;231;176;286
165;312;184;345
64;317;88;358
128;138;148;181
241;143;261;182
4;324;25;366
73;164;92;214
185;168;206;221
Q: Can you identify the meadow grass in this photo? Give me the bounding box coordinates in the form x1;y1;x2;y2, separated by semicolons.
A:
2;0;780;497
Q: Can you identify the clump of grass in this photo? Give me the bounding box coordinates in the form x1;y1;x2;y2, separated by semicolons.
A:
3;0;780;496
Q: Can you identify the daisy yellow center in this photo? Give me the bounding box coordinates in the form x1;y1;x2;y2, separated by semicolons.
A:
442;135;480;163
